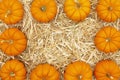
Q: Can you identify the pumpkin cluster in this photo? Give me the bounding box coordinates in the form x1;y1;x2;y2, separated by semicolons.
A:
0;59;120;80
0;0;120;24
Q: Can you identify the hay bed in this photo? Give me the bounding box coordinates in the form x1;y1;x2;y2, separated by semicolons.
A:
0;0;120;80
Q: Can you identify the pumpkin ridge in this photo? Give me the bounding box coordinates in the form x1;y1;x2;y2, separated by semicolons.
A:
8;28;19;39
109;42;117;52
13;37;26;40
81;8;89;15
108;26;112;38
98;3;109;7
14;40;27;45
112;11;120;18
14;65;26;73
44;64;51;77
95;36;106;38
102;12;111;21
111;40;120;42
100;11;108;21
104;0;111;5
111;31;118;38
102;42;108;52
80;8;87;16
45;12;51;21
111;36;120;38
3;45;10;54
94;71;107;75
13;44;25;53
95;41;106;46
11;45;21;54
101;28;108;38
8;28;19;38
68;9;76;18
111;41;119;49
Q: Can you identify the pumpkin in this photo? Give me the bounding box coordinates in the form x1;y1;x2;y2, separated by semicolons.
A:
0;59;26;80
0;28;27;56
30;63;60;80
96;0;120;22
0;0;24;24
94;59;120;80
64;0;91;22
30;0;57;23
94;26;120;53
64;61;92;80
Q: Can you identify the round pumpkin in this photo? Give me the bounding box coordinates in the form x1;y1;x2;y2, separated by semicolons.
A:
94;26;120;53
94;59;120;80
30;63;60;80
0;28;27;56
64;0;91;22
96;0;120;22
0;59;26;80
30;0;57;23
64;61;92;80
0;0;24;24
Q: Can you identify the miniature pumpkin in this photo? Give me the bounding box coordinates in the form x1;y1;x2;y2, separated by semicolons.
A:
64;61;92;80
94;59;120;80
30;63;60;80
96;0;120;22
0;59;26;80
0;28;27;56
0;0;24;24
30;0;57;23
94;26;120;53
64;0;91;21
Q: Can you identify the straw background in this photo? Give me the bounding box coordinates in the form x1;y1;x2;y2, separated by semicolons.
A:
0;0;120;80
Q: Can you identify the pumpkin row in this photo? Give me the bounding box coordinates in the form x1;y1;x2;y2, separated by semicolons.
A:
0;26;120;56
0;59;120;80
0;0;120;24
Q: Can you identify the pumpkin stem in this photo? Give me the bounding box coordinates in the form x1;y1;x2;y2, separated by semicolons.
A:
10;72;15;77
108;6;113;11
106;38;111;42
78;75;82;80
106;73;114;80
74;0;80;8
1;40;13;44
5;10;11;18
41;6;46;12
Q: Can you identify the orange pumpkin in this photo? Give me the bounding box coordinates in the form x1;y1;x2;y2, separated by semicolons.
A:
0;28;27;56
64;61;92;80
64;0;91;21
94;59;120;80
30;0;57;23
94;26;120;53
0;59;26;80
30;63;60;80
96;0;120;22
0;0;24;24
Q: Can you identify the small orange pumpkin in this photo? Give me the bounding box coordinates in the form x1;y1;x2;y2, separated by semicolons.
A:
30;63;60;80
64;61;92;80
94;59;120;80
94;26;120;53
0;59;26;80
30;0;57;23
96;0;120;22
64;0;91;21
0;0;24;24
0;28;27;56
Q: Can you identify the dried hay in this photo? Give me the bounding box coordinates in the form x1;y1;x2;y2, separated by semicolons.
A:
0;0;120;80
